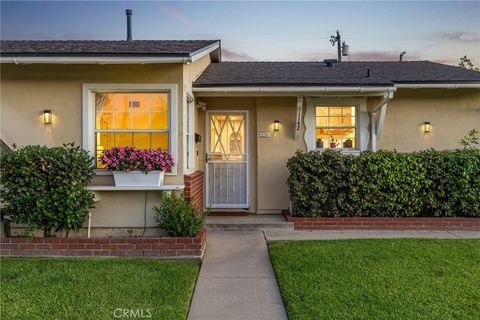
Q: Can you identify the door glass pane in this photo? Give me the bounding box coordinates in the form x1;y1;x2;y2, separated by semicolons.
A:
209;114;245;160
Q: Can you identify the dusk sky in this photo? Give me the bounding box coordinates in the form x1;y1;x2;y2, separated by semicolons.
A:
1;1;479;65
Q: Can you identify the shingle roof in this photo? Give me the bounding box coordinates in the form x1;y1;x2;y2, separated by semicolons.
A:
0;40;219;56
194;61;480;87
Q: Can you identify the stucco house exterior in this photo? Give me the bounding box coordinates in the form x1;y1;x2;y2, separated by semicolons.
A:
1;39;479;236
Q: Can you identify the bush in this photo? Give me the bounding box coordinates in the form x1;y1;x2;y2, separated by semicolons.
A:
419;149;480;216
0;143;95;237
356;151;429;217
153;192;207;237
287;149;480;217
287;150;359;216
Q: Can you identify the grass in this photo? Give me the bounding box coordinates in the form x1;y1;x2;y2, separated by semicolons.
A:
1;258;199;320
269;239;480;320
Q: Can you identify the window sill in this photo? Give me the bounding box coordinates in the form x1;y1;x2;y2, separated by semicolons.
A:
88;185;184;191
315;149;361;155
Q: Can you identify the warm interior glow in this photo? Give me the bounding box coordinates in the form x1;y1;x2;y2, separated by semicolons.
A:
95;92;170;167
315;105;356;149
209;113;246;161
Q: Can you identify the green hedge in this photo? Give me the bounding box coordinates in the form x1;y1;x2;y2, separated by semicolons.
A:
287;149;480;217
1;143;95;237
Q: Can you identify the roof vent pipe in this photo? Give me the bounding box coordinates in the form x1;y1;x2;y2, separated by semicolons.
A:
126;9;133;42
323;59;338;67
366;68;372;78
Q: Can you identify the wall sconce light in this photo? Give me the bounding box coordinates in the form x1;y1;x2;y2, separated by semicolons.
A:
274;120;280;132
424;121;431;133
43;109;52;124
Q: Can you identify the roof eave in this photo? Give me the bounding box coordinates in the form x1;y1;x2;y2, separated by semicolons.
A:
394;82;480;89
0;55;192;64
0;40;221;64
193;85;396;97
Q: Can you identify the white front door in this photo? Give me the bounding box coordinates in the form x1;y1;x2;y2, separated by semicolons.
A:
205;111;249;209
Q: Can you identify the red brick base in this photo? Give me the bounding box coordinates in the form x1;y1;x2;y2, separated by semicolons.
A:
0;229;207;259
184;171;204;209
283;212;480;230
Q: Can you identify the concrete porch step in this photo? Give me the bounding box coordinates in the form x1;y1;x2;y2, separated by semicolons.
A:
206;215;294;231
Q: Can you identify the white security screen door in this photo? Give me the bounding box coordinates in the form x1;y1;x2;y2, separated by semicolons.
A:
206;111;249;208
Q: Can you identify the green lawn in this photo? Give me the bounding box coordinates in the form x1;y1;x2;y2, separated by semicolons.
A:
1;258;199;320
269;239;480;320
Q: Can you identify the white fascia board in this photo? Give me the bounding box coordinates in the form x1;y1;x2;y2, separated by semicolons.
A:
193;86;397;93
395;83;480;89
0;56;190;64
189;42;220;62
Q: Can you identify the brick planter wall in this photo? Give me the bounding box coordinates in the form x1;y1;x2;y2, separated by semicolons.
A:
0;229;207;259
283;212;480;230
184;171;204;209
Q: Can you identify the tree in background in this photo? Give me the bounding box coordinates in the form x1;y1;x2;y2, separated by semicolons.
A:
460;129;479;149
458;56;479;71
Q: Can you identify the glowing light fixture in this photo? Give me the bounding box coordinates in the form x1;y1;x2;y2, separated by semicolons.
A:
274;120;280;131
43;109;52;124
424;121;431;133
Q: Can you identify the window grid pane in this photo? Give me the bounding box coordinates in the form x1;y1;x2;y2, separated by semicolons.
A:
315;105;356;150
95;92;170;168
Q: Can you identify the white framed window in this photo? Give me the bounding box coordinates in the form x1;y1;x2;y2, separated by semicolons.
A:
82;84;178;174
315;105;358;150
185;93;195;172
305;97;369;152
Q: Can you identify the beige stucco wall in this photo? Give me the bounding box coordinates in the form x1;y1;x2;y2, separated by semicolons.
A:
255;97;305;213
2;61;479;221
183;54;211;172
198;90;479;213
378;89;480;151
1;63;185;184
0;61;213;233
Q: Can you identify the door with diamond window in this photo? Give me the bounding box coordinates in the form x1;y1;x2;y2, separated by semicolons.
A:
206;111;249;208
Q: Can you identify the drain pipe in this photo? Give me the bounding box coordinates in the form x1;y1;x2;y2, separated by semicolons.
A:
87;212;92;238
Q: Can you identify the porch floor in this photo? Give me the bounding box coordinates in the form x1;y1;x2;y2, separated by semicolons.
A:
206;214;294;231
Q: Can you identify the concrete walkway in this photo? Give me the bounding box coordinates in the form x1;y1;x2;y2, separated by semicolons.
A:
187;231;287;320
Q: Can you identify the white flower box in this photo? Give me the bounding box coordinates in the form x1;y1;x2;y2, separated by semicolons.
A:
113;170;165;187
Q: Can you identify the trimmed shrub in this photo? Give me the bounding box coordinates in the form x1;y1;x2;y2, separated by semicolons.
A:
287;149;480;217
356;151;429;217
0;143;95;236
153;192;207;237
419;149;480;217
287;150;359;217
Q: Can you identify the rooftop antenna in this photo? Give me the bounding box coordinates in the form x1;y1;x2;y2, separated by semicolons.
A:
399;51;407;62
126;9;133;42
330;30;349;62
